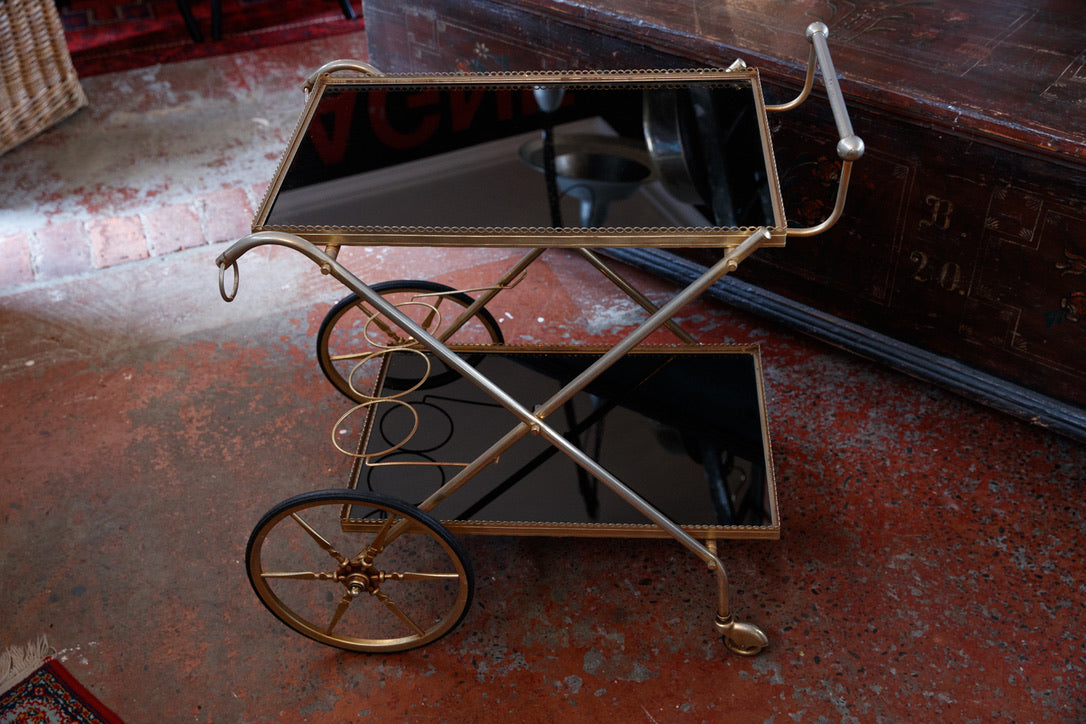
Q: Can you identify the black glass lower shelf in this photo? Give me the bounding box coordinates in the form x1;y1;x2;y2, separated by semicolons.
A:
346;345;779;540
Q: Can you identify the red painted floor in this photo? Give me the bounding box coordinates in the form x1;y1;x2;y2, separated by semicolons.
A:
2;30;1085;724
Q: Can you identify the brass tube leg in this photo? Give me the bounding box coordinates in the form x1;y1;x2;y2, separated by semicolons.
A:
434;248;546;341
573;247;697;344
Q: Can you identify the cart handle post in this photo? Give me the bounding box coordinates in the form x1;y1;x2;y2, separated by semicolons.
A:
806;22;864;163
767;22;864;162
768;22;865;239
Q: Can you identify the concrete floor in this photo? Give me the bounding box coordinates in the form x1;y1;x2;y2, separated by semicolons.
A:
2;30;1085;724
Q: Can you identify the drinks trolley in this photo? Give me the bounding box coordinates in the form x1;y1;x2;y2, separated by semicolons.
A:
216;23;863;656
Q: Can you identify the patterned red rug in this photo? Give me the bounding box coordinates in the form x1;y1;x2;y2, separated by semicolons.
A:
61;0;363;76
0;644;122;723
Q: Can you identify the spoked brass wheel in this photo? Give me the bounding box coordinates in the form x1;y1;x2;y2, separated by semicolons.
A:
316;280;504;402
247;489;474;652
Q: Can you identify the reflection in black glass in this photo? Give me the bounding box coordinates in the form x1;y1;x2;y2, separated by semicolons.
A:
358;351;773;528
266;81;774;230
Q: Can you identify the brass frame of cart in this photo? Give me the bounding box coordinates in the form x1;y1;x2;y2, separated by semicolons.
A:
217;22;863;656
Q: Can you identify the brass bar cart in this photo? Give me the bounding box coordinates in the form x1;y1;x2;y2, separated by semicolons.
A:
216;22;862;656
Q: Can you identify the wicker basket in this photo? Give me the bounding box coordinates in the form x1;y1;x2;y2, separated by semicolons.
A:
0;0;88;156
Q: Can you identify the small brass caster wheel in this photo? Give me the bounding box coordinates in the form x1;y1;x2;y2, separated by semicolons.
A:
716;616;768;656
723;633;768;657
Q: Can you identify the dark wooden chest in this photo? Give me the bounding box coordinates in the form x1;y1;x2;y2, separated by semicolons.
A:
361;0;1086;439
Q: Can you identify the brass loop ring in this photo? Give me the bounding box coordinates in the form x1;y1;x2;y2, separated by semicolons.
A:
218;261;239;302
333;398;419;459
348;347;432;401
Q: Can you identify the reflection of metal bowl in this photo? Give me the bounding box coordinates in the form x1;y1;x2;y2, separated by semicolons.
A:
551;152;651;184
642;89;706;205
520;133;654;226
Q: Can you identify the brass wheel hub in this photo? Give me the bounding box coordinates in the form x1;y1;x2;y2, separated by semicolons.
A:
338;562;382;596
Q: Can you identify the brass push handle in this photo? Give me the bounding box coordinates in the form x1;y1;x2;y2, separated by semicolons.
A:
806;22;865;162
767;22;865;237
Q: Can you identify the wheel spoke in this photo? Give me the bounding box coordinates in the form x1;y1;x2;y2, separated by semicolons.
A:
290;512;348;564
418;298;440;332
390;571;462;581
375;590;427;637
355;513;408;561
261;570;335;581
326;590;356;635
329;350;369;362
362;305;404;343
